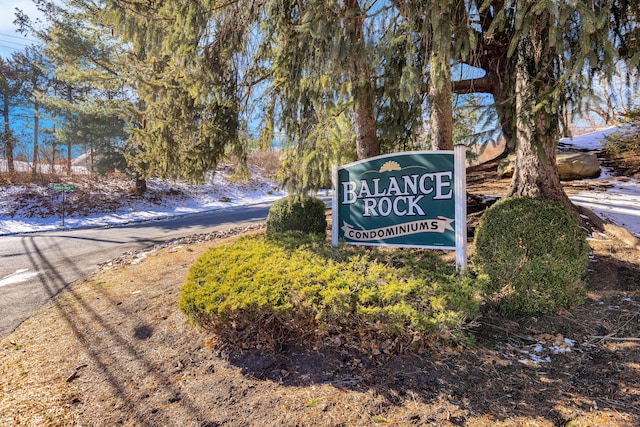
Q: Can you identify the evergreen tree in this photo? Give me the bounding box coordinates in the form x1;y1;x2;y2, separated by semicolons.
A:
427;2;454;151
373;5;426;153
24;0;256;188
39;2;130;175
100;0;251;184
17;0;637;210
256;0;381;166
254;0;386;193
0;57;21;174
611;0;640;69
452;93;499;162
495;1;616;212
12;46;54;175
344;0;380;159
423;0;621;213
16;1;128;176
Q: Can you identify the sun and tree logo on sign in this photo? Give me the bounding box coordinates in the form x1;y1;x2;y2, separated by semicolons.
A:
333;151;458;249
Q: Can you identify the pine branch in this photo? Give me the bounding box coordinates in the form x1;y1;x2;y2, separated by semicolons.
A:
452;76;496;94
420;76;497;96
591;335;640;342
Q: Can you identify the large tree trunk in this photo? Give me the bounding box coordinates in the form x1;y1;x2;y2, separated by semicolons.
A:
67;141;72;175
428;3;453;151
345;0;379;160
67;86;73;175
2;92;14;174
508;39;577;216
32;100;39;176
429;76;453;151
134;175;147;196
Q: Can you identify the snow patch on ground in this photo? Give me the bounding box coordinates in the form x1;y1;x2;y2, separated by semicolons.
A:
558;125;632;151
0;164;286;235
0;269;42;288
557;125;640;237
571;179;640;235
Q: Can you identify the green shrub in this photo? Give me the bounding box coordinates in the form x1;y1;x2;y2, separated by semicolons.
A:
604;125;640;156
265;195;327;236
179;233;485;354
473;197;590;315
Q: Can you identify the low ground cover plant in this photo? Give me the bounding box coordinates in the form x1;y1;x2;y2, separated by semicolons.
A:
605;129;640;157
179;232;485;355
603;118;640;176
474;197;590;315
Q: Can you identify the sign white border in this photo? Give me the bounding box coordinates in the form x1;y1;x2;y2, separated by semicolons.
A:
332;145;467;271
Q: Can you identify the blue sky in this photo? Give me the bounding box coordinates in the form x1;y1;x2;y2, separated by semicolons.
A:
0;0;44;58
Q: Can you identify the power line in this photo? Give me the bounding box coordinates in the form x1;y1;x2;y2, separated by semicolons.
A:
0;38;33;47
0;36;42;55
0;44;23;52
0;32;40;43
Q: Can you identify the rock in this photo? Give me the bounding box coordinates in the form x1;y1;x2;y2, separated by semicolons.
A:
604;223;640;248
557;152;601;180
497;152;601;180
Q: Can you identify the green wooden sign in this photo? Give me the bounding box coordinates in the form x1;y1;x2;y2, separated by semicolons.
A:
52;184;75;191
332;149;467;267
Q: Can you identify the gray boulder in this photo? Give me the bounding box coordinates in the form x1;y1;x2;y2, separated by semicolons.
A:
557;152;602;180
498;152;601;180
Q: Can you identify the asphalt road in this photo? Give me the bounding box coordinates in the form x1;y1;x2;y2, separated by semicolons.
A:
0;202;273;339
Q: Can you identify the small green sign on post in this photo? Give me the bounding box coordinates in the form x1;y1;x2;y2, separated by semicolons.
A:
52;184;75;191
51;183;75;227
332;147;467;270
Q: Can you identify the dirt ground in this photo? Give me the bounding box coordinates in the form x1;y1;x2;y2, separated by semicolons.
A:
1;159;639;426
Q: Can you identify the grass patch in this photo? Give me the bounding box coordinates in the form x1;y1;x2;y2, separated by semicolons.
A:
179;232;485;355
